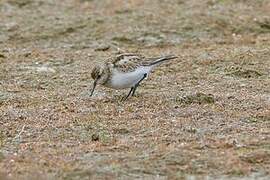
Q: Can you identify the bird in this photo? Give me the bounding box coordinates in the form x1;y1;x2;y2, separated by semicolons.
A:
90;53;177;101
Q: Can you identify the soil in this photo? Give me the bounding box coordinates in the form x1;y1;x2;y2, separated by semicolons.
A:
0;0;270;179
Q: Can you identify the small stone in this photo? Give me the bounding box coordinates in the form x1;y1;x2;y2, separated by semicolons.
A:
94;44;110;51
0;54;6;58
91;133;99;141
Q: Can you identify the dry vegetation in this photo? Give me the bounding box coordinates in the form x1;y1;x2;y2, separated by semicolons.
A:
0;0;270;179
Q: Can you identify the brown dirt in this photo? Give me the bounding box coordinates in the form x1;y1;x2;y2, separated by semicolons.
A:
0;0;270;179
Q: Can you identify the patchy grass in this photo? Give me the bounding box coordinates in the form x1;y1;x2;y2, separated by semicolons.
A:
176;92;215;105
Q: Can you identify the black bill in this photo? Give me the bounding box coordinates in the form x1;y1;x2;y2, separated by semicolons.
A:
90;80;97;96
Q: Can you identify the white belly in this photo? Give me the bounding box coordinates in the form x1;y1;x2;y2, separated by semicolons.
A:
108;67;152;89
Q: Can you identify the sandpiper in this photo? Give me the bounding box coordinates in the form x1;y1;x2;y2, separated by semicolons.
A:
90;53;177;100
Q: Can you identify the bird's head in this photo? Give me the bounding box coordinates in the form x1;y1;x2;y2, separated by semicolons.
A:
91;65;103;81
90;65;108;96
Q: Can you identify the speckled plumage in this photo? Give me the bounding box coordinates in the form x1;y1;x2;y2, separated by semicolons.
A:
90;53;177;100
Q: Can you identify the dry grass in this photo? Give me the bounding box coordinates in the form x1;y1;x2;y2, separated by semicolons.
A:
0;0;270;179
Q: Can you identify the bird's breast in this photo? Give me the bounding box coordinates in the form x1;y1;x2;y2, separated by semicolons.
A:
106;66;151;89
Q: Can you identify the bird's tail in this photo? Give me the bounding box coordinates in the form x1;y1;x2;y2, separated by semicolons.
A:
149;55;178;66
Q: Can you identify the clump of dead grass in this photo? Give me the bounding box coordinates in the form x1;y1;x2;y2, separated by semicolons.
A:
176;92;215;105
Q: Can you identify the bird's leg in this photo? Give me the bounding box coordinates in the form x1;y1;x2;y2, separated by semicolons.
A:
132;73;147;96
132;86;138;96
121;87;134;101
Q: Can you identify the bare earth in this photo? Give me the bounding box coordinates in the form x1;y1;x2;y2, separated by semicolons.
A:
0;0;270;179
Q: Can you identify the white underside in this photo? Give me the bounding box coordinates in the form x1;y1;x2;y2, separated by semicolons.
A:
107;66;152;89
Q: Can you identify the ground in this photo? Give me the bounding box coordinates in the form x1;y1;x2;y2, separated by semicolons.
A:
0;0;270;179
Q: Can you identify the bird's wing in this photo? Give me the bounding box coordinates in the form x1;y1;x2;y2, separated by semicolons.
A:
108;53;149;73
